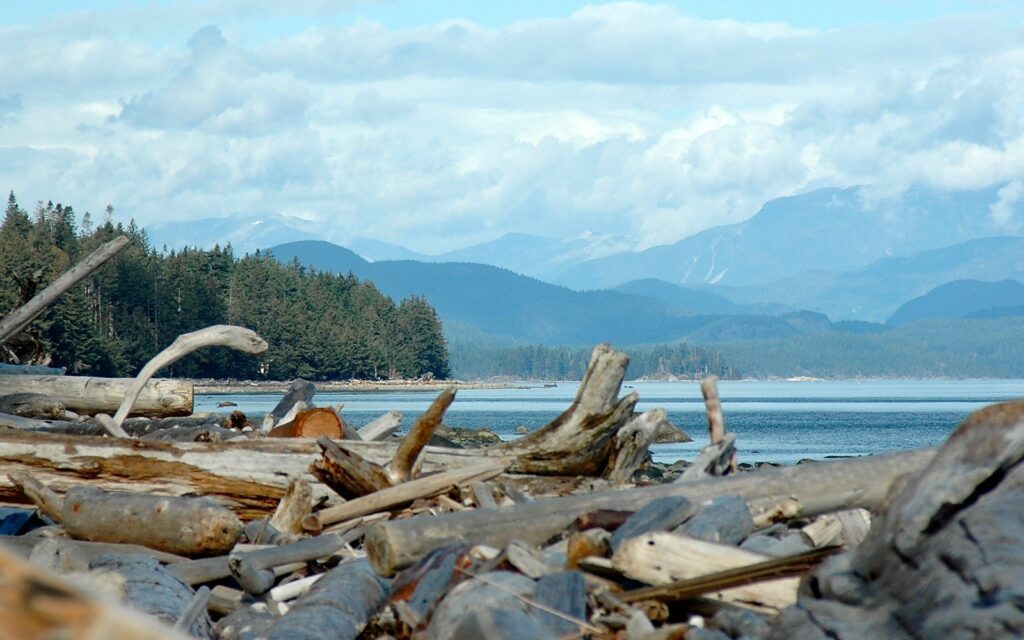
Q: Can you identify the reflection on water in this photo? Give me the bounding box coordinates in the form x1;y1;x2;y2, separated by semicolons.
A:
195;379;1024;465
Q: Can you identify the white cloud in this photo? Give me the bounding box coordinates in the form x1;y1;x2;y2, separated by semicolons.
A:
1;3;1023;252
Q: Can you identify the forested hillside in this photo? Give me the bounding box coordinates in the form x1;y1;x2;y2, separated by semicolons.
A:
0;193;449;380
450;342;735;380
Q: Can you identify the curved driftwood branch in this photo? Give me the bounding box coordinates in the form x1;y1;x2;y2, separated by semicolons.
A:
111;325;268;431
0;236;129;346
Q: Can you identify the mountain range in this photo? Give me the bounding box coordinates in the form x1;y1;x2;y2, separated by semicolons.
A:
147;182;1023;374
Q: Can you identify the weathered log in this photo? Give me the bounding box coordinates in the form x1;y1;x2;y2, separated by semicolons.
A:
10;473;242;556
387;387;455;483
260;558;389;640
268;407;343;439
365;448;935;574
0;236;129;346
358;410;403;441
0;375;193;417
613;532;800;609
261;379;316;433
91;553;213;638
111;325;268;432
0;541;186;640
173;586;211;633
770;399;1024;640
0;392;65;419
604;409;665;485
470;481;498;509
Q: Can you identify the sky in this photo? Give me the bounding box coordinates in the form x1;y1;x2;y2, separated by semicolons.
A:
1;1;1023;253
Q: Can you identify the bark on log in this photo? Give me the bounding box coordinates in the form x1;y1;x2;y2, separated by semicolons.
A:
769;399;1024;640
91;553;213;638
0;375;193;417
10;474;243;557
0;541;186;640
0;236;129;346
260;558;390;640
111;325;268;431
365;448;935;574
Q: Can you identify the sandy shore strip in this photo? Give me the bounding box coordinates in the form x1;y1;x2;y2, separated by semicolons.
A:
192;379;536;394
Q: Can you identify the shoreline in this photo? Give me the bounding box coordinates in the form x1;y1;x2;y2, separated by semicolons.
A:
193;379;536;394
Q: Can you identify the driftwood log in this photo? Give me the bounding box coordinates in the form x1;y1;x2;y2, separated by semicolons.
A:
0;375;193;418
0;392;65;419
358;411;403;441
9;473;242;556
365;448;936;574
0;235;129;346
268;407;343;439
770;399;1024;640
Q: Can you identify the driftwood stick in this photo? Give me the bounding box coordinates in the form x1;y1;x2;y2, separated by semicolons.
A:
317;461;507;527
173;586;211;633
0;236;129;345
605;409;665;485
359;411;403;441
386;387;455;484
365;448;935;574
679;433;738;482
700;376;725;444
112;325;268;430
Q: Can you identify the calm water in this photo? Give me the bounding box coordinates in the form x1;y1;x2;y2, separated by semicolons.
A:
195;380;1024;465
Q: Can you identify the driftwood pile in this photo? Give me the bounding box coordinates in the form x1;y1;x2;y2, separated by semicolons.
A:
1;238;1023;639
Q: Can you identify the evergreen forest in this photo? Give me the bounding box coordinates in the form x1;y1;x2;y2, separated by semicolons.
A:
0;193;450;380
